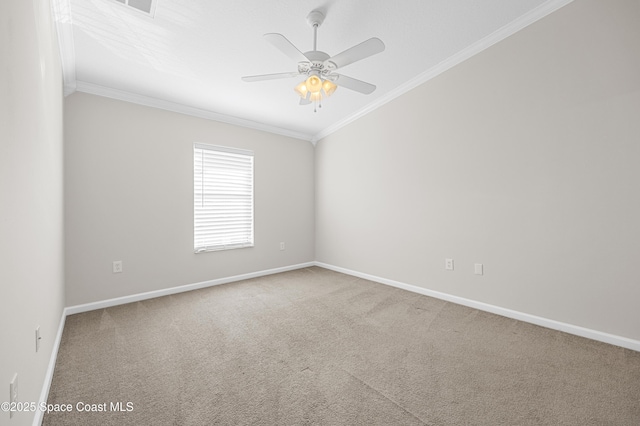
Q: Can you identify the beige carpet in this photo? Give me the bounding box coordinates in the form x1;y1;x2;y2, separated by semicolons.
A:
44;267;640;425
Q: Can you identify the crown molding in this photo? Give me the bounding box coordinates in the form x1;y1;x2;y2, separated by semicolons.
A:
311;0;574;144
51;0;312;143
53;0;572;147
74;81;314;143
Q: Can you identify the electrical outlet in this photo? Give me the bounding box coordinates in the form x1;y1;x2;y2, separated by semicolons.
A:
445;258;454;271
9;373;18;419
113;261;123;273
36;326;41;352
475;263;484;275
280;242;285;251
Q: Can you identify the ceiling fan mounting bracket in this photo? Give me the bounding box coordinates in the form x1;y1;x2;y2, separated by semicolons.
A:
306;10;325;28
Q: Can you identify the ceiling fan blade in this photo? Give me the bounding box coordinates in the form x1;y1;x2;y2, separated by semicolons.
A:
325;38;385;70
241;72;300;82
264;33;309;63
332;74;376;95
299;90;311;105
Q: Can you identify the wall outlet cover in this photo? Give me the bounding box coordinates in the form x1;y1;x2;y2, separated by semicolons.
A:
445;258;454;271
475;263;484;275
36;326;41;352
10;373;18;418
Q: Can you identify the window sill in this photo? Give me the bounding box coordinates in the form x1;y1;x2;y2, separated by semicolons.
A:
194;244;254;253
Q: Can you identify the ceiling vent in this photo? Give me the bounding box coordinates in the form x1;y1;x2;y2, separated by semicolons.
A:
111;0;156;17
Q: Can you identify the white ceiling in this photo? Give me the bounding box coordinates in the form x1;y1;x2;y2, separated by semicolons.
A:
53;0;572;142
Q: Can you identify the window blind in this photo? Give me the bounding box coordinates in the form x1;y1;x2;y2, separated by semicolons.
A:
194;143;254;252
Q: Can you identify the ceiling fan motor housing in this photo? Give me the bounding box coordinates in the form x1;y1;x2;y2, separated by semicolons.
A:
298;50;331;77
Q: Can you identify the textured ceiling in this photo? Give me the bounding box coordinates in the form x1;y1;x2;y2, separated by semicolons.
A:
53;0;572;142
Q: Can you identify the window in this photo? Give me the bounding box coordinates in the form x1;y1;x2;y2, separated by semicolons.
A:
194;143;254;253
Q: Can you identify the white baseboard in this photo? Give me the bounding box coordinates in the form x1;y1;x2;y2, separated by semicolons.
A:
65;262;315;315
34;259;638;425
34;261;314;425
33;310;67;426
314;262;640;353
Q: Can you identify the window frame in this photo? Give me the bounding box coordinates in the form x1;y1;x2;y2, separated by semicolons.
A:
193;143;254;253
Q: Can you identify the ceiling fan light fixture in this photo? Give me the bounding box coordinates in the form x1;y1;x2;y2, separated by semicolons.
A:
322;79;337;97
294;81;308;98
309;92;322;102
295;76;336;109
305;75;322;93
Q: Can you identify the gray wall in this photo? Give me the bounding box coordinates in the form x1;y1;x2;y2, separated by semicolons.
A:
315;0;640;341
64;93;315;306
0;0;65;424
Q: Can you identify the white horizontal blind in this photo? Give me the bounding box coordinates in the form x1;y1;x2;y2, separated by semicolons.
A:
194;143;254;252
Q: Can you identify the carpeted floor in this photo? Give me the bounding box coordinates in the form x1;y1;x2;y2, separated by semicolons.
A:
43;266;640;425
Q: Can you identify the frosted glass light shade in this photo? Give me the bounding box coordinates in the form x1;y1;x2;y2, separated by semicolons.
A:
310;92;322;101
305;75;322;93
294;81;308;98
294;76;337;103
322;80;337;96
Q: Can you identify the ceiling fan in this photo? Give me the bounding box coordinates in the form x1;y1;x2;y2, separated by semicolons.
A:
241;10;385;112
